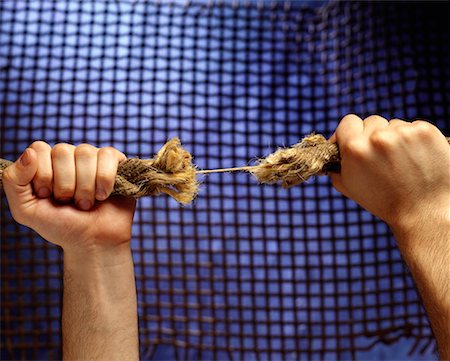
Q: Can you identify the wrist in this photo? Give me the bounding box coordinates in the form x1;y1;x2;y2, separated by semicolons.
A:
62;241;135;306
63;241;132;270
391;203;450;310
390;203;450;252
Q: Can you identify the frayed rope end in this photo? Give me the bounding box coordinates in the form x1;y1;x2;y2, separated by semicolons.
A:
113;137;199;205
250;134;340;188
114;133;341;204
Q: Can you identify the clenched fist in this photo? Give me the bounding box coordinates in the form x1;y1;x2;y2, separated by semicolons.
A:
2;142;136;253
329;114;450;233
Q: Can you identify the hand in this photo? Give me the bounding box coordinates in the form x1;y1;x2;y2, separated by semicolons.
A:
2;142;140;360
2;142;136;253
329;114;450;232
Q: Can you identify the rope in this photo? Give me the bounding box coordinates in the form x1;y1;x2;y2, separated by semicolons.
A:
0;134;449;204
0;138;199;205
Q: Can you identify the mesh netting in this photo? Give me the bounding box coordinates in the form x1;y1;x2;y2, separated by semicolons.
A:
1;1;449;360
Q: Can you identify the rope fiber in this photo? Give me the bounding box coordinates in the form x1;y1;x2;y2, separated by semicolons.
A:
1;134;448;204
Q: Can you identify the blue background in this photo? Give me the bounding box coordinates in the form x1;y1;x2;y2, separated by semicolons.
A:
1;1;448;360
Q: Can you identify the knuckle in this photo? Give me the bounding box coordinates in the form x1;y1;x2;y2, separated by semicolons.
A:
371;130;394;149
389;118;408;127
343;139;366;158
396;125;413;138
412;121;435;138
364;114;386;122
341;113;361;123
99;146;116;155
52;143;74;158
75;144;97;158
30;140;51;152
99;146;124;160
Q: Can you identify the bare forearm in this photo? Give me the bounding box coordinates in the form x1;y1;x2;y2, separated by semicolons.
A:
392;211;450;360
62;244;139;361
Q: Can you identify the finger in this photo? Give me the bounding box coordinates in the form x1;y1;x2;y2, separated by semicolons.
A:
51;143;76;202
74;144;98;211
29;141;53;198
334;114;364;148
411;120;446;145
384;119;413;149
362;115;388;135
2;148;38;224
328;132;337;143
388;118;410;128
96;147;126;201
329;173;349;198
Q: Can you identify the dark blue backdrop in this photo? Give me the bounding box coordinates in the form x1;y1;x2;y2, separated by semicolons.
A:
1;1;448;360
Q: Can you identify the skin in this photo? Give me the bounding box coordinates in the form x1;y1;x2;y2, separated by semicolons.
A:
2;114;449;359
330;114;450;360
2;142;139;361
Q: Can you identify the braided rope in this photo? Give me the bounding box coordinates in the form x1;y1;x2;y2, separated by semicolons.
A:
1;135;449;204
0;138;199;205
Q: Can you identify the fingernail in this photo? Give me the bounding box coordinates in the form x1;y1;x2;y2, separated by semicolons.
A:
96;188;107;201
37;187;51;198
78;199;92;211
20;149;31;166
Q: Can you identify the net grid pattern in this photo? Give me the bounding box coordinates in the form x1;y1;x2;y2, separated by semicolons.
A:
1;1;449;360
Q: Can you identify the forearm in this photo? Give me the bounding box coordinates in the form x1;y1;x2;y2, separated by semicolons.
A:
62;243;139;361
392;210;450;360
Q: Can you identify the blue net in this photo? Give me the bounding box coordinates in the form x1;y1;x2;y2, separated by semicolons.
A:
1;1;449;359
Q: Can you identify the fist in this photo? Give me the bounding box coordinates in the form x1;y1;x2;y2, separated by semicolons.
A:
26;142;126;209
329;114;450;230
3;142;136;250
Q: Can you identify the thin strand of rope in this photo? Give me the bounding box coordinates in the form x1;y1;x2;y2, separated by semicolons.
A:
1;134;449;204
196;166;257;174
197;134;341;188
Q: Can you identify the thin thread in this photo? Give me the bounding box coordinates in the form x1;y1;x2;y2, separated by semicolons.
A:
196;166;257;174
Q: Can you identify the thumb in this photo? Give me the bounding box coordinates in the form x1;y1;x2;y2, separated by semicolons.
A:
328;132;337;143
329;172;348;198
3;148;38;217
